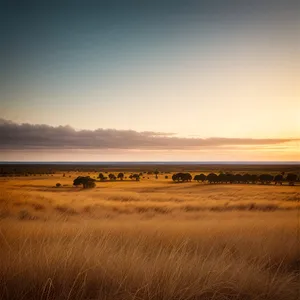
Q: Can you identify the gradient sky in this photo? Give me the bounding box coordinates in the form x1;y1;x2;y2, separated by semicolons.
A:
1;0;299;161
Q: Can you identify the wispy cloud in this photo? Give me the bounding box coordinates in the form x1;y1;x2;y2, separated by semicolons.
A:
0;119;298;150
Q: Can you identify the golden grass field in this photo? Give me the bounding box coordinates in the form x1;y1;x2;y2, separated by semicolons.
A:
0;171;300;299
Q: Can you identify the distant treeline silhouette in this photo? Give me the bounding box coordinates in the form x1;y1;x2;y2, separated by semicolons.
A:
190;173;298;186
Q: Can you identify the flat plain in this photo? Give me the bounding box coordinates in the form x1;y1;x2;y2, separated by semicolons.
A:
0;166;299;300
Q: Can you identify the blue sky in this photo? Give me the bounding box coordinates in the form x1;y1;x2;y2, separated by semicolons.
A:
1;0;299;161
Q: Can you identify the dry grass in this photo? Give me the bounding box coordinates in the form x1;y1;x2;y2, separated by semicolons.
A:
0;173;299;299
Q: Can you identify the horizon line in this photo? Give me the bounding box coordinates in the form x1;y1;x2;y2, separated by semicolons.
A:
1;161;299;165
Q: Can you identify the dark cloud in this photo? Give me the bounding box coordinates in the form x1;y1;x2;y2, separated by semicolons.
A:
0;119;297;150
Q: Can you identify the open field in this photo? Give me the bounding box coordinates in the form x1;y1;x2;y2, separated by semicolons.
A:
1;165;300;299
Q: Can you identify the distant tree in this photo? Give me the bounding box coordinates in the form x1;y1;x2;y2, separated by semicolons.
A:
199;174;206;182
225;173;234;184
173;173;192;182
194;175;201;182
234;174;243;184
218;173;227;183
250;174;258;184
165;175;168;179
242;173;251;184
207;173;218;184
73;176;96;189
259;174;273;185
182;173;192;182
274;174;284;185
73;176;83;187
117;172;124;180
109;174;116;181
131;174;140;181
172;173;179;182
154;169;159;179
98;173;105;181
194;174;206;182
286;173;298;186
56;183;61;187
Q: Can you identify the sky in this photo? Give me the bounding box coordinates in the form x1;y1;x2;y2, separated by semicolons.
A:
1;0;299;161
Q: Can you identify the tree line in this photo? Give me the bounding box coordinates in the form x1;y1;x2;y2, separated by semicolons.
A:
73;172;142;188
72;172;298;189
192;173;298;186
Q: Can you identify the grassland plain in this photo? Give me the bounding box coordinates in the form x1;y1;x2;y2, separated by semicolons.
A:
0;171;300;299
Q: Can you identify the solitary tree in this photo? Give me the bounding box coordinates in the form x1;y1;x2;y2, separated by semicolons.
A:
131;174;140;181
73;176;96;189
109;174;116;181
98;173;105;181
154;169;159;179
117;172;124;180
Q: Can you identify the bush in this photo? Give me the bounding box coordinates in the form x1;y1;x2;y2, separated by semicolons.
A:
56;183;61;188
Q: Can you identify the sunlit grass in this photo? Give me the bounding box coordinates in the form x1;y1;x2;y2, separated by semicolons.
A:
0;173;299;299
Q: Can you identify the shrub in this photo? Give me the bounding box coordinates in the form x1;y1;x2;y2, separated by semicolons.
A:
130;174;140;181
56;183;61;188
